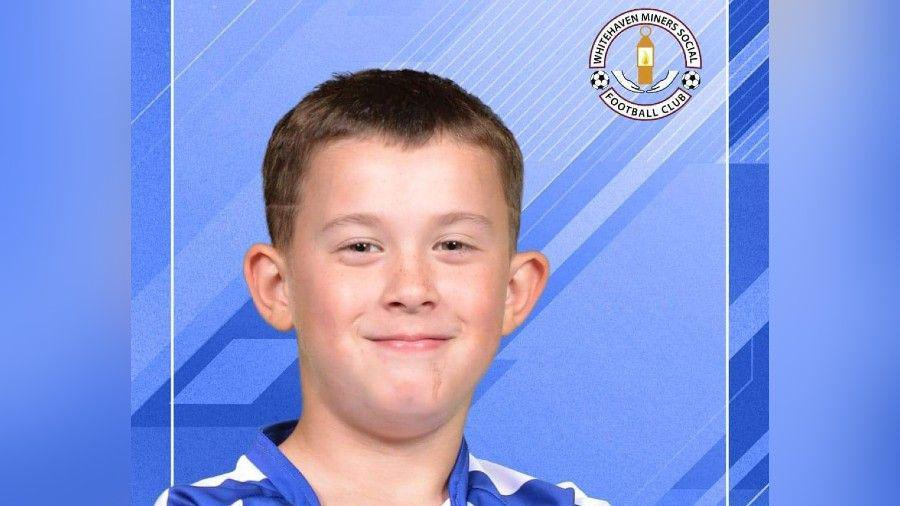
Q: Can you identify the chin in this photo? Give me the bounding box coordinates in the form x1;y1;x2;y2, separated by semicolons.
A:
364;388;456;437
384;388;446;417
367;410;450;441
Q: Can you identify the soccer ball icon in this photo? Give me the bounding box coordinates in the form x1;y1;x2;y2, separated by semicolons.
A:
590;70;610;90
682;70;701;90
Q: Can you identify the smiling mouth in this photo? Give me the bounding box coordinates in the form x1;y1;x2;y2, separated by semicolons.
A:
365;334;453;353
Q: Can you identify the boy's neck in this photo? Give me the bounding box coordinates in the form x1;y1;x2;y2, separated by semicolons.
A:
278;399;469;506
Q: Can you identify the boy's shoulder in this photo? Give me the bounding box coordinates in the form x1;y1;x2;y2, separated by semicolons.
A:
153;454;287;506
467;453;610;506
154;454;609;506
153;421;611;505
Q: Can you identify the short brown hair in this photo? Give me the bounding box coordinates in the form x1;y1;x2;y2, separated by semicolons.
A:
262;68;523;255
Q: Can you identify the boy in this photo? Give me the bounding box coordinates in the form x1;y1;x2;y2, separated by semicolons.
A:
155;69;609;506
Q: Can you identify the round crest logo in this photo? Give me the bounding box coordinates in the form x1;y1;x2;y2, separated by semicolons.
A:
589;8;702;120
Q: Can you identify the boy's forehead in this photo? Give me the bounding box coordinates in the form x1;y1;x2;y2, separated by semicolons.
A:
300;135;507;220
308;133;499;172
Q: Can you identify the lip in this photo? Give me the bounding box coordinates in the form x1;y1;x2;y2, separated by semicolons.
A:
366;334;453;353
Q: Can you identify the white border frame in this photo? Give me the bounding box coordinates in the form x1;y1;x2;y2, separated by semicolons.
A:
166;1;735;501
168;0;176;488
724;0;732;502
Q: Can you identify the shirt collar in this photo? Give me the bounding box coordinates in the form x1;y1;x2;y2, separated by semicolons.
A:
245;419;471;506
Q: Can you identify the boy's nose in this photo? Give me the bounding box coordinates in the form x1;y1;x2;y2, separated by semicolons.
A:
382;253;438;313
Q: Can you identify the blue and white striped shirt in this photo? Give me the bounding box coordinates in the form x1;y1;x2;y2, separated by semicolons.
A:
154;420;609;505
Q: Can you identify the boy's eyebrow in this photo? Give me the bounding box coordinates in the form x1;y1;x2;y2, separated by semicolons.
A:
320;211;494;234
435;211;495;230
320;212;381;234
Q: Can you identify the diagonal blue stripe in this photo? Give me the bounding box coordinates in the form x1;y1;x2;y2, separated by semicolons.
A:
132;0;325;170
730;269;768;358
472;359;515;405
412;0;499;67
173;358;300;427
729;60;769;143
730;112;767;160
729;26;768;94
729;324;769;466
131;0;262;125
503;157;682;355
380;0;466;68
732;455;769;504
676;437;725;489
693;433;768;505
132;298;291;424
519;159;619;253
729;0;768;59
729;334;754;403
176;339;296;404
498;126;717;355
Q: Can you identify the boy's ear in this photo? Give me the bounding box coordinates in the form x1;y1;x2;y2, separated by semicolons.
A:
501;250;550;336
243;243;295;332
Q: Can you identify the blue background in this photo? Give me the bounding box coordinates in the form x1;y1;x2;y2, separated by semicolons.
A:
10;1;900;505
130;1;769;505
770;2;900;505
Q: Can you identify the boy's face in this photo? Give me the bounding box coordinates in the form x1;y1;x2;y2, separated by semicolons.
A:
245;134;548;439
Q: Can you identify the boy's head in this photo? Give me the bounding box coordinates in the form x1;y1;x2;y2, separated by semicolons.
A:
262;68;524;256
244;69;549;440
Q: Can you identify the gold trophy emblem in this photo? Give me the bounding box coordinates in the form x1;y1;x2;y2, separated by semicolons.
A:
636;26;654;85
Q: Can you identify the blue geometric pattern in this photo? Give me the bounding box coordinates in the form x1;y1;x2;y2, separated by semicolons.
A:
131;1;768;504
175;339;297;405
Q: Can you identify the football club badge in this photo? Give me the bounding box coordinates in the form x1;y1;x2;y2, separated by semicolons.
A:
589;8;702;120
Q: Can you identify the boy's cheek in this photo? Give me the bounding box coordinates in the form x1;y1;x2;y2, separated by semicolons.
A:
442;266;508;305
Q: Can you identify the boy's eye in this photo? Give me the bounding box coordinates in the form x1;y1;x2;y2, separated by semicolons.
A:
436;240;473;252
339;241;473;254
341;242;381;253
